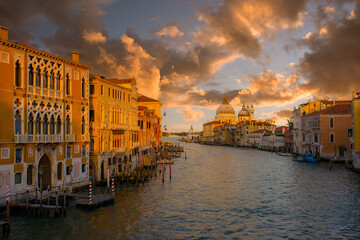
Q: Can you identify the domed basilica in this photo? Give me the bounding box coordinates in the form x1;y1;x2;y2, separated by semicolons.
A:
215;95;254;123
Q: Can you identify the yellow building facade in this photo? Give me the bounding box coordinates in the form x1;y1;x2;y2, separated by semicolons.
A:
351;92;360;171
89;75;139;181
0;26;91;196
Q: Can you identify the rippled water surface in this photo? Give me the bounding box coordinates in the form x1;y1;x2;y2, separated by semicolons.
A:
6;137;360;239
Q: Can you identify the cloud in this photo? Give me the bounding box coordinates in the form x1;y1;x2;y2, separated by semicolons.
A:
182;106;205;122
196;0;308;58
156;26;184;37
232;70;308;106
325;6;335;14
97;35;161;99
83;29;106;43
289;62;296;67
298;2;360;98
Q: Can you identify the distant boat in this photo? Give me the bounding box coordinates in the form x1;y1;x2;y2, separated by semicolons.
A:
278;153;293;156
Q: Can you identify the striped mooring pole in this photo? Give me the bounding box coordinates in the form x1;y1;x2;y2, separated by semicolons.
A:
107;169;110;191
89;177;93;204
111;173;115;195
6;185;10;203
6;185;10;225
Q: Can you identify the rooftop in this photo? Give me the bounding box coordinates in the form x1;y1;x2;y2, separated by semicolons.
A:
306;104;352;116
138;94;160;103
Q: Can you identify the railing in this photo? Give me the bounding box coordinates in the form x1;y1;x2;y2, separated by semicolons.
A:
81;134;89;142
102;122;107;129
27;86;62;99
14;134;63;143
65;134;76;142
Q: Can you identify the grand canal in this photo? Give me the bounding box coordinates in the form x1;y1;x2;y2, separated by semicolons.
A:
6;137;360;239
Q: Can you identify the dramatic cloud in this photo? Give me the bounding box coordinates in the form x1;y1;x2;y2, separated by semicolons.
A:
231;70;308;106
197;0;308;58
298;2;360;97
178;106;205;122
155;26;184;37
83;29;107;44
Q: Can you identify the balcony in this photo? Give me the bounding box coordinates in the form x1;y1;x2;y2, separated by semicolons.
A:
102;122;108;129
111;123;128;130
65;134;76;142
81;134;90;142
27;86;63;99
14;134;63;143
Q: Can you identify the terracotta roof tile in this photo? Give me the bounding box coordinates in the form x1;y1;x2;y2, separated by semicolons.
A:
306;104;352;116
105;78;134;85
138;95;160;102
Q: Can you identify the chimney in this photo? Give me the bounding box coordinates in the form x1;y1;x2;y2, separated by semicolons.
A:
72;51;79;63
0;26;8;40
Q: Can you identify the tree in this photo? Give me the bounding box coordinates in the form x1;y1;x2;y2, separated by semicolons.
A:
287;119;294;130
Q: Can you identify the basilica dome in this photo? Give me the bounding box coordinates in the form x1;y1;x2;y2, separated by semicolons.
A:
238;104;250;117
215;95;236;123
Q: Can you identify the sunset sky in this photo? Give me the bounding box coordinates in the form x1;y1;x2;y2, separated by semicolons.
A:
1;0;359;132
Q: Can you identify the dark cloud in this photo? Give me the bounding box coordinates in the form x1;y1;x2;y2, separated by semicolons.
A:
298;2;360;97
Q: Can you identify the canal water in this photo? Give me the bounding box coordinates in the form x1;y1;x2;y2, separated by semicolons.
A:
5;137;360;239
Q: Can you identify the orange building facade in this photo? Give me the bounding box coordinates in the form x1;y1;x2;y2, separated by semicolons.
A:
302;104;352;161
89;75;139;181
0;26;91;196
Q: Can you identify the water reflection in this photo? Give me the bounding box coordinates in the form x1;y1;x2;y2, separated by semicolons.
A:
5;137;360;239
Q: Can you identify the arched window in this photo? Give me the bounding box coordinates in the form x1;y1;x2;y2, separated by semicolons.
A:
81;77;85;98
66;73;70;95
56;116;61;134
15;60;21;87
50;115;55;135
35;67;41;87
66;115;71;134
56;72;61;91
15;110;21;134
35;114;41;134
28;113;34;134
81;116;85;135
28;64;34;86
15;172;22;184
43;69;48;88
43;114;48;135
49;70;54;89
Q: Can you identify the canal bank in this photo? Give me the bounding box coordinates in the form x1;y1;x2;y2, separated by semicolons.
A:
4;137;360;239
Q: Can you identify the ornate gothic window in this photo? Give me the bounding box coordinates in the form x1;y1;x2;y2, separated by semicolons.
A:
81;77;85;98
56;72;61;91
15;110;21;134
35;67;41;87
66;73;70;95
43;69;48;88
35;114;41;134
56;116;61;134
66;115;71;134
15;60;21;87
28;114;34;134
50;115;55;135
28;64;34;86
50;70;55;90
43;114;48;134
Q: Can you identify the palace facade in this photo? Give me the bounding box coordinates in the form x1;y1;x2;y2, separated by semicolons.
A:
0;26;91;196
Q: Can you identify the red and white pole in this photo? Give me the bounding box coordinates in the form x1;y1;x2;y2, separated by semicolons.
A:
112;175;115;195
89;177;93;204
6;185;10;203
107;169;110;189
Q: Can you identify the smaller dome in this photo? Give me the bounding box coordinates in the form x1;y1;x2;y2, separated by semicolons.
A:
238;104;250;117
